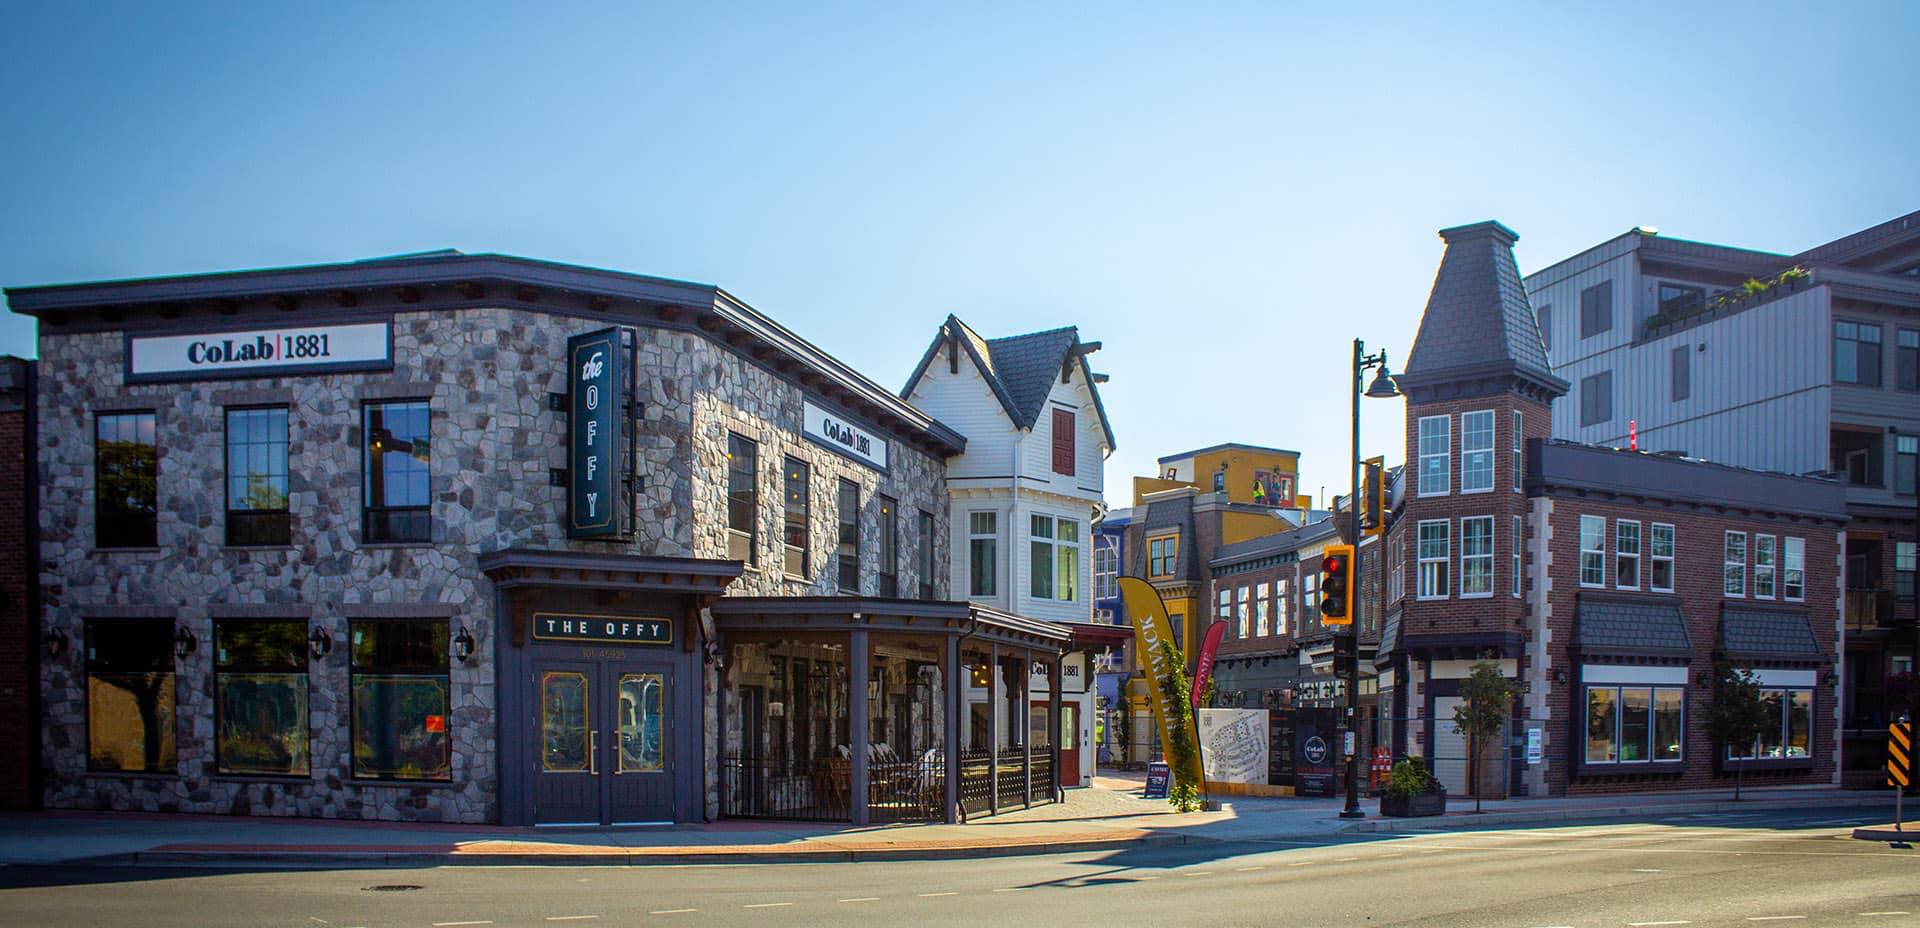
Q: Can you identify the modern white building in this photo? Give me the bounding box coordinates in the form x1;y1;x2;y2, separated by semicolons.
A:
903;317;1115;786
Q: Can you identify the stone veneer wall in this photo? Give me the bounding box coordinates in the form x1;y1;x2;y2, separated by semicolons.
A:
36;305;950;822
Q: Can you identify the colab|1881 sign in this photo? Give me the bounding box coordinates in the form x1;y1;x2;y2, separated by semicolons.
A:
803;400;888;471
567;327;626;538
127;321;391;382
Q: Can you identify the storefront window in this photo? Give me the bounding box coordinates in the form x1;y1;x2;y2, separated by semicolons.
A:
618;673;666;772
85;619;176;773
214;619;310;776
364;401;432;543
225;406;290;546
95;412;158;548
1586;684;1685;765
541;671;589;772
349;619;451;781
1730;687;1814;759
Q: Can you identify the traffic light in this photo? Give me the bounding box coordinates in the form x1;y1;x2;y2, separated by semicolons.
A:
1320;543;1355;625
1361;457;1386;536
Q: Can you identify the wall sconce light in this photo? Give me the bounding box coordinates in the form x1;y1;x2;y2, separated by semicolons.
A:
970;663;990;689
1552;667;1568;687
46;628;69;660
173;624;198;659
308;626;333;660
453;626;477;664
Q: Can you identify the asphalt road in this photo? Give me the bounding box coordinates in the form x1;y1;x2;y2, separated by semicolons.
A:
1;809;1913;928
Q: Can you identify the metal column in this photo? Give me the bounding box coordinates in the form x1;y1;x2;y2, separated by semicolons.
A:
850;630;869;826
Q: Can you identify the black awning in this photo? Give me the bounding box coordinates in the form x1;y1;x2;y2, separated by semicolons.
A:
1721;606;1821;662
1575;594;1692;657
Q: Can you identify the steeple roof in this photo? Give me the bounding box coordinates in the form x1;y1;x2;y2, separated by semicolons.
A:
1399;221;1567;397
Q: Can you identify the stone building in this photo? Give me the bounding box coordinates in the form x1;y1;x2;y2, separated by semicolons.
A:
7;251;1074;826
0;355;33;810
1378;222;1849;798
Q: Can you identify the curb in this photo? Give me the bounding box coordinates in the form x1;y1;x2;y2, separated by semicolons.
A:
1344;795;1898;835
1851;828;1917;844
65;831;1195;869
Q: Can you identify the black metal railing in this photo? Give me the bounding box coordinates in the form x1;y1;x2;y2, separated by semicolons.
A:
869;756;945;823
720;754;849;822
958;750;992;815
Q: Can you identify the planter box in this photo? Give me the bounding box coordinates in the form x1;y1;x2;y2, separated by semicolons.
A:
1380;790;1446;817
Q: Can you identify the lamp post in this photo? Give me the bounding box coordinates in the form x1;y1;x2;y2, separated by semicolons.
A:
1342;337;1400;820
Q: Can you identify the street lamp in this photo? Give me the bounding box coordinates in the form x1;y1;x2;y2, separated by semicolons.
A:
1342;338;1399;820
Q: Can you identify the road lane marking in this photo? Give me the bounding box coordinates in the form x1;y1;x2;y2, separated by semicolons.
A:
434;923;494;927
743;902;793;908
918;892;959;898
1746;918;1806;922
1182;871;1213;877
1335;857;1361;862
839;898;878;903
1288;861;1314;866
650;910;697;915
992;888;1028;893
1861;913;1911;917
1628;922;1691;926
1632;869;1665;873
1236;865;1266;871
546;918;599;923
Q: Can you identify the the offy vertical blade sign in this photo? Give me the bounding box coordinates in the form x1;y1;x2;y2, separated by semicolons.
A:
567;327;625;538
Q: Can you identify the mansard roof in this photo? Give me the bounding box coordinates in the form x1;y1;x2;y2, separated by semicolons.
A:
1400;221;1568;398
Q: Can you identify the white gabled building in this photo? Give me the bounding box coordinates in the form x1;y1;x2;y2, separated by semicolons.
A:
902;316;1116;626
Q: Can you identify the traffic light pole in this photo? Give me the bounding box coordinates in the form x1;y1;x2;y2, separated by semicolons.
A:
1341;338;1365;819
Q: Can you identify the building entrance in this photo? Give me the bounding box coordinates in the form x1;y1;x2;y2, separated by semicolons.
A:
531;657;675;825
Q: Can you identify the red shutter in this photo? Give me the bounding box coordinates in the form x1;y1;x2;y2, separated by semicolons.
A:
1052;409;1075;476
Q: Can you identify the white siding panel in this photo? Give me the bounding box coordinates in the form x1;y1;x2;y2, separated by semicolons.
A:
904;342;1018;477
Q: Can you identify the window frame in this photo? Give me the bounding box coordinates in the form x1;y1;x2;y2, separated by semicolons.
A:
1783;536;1805;602
83;617;178;774
1833;320;1883;387
1029;513;1081;602
1584;683;1686;766
836;478;861;593
1512;515;1524;599
1897;327;1920;393
1235;585;1251;639
1752;533;1777;600
1650;523;1676;593
967;511;997;597
1512;410;1524;492
725;433;759;566
1580;371;1613;427
1579;280;1613;339
917;510;937;600
1657;282;1705;317
1615;520;1641;591
783;457;811;579
1092;536;1118;601
1671;345;1691;402
347;618;452;783
1147;533;1180;580
212;617;311;778
1460;409;1496;493
225;405;292;547
1579;515;1606;588
94;410;159;549
1460;515;1494;599
362;400;433;545
877;494;899;597
1537;303;1552;352
1896;434;1917;496
1276;576;1291;635
1727;687;1814;761
1895;541;1916;600
1724;531;1748;598
1417;415;1450;497
1416;520;1450;600
1216;585;1232;639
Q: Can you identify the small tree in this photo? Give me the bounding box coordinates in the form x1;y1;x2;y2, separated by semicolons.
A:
1452;658;1519;814
1155;638;1203;812
1708;663;1769;800
1112;694;1133;769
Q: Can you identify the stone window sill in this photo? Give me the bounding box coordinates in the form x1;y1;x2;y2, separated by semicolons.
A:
90;547;165;556
347;778;460;790
357;542;436;550
83;770;180;781
224;545;295;553
211;772;315;785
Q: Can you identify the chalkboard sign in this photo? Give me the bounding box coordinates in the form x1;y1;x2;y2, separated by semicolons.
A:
1143;762;1171;799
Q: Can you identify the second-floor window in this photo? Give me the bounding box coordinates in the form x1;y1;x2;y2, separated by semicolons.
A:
1512;410;1524;491
95;411;157;548
1235;585;1251;638
1754;534;1777;599
1303;571;1319;625
1093;538;1118;600
968;512;997;597
1461;410;1495;492
837;478;861;593
1390;538;1404;604
1897;435;1918;496
1216;586;1232;637
1896;541;1916;599
1834;321;1882;386
1051;409;1075;477
1724;531;1748;597
1512;515;1524;598
1579;515;1606;587
1616;520;1641;590
1651;523;1676;592
1417;520;1449;599
1898;328;1919;392
1418;415;1450;496
1255;582;1272;636
1029;514;1080;602
878;496;899;597
1580;371;1613;427
1277;577;1291;634
1461;516;1493;597
364;401;430;544
1580;280;1612;339
726;433;757;565
1783;536;1805;601
918;510;937;600
1148;534;1179;579
783;457;810;577
1671;345;1691;402
226;406;290;546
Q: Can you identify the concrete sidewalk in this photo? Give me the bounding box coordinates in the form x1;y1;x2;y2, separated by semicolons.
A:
0;780;1898;868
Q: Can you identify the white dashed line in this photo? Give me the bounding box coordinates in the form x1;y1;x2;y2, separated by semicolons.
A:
1181;871;1213;877
1288;861;1315;867
743;902;792;908
1335;857;1361;862
1628;922;1691;926
1235;865;1266;871
1746;918;1806;922
992;888;1028;893
434;923;494;927
1632;868;1666;873
546;918;599;923
839;898;878;903
650;910;697;915
918;892;959;898
1861;913;1911;918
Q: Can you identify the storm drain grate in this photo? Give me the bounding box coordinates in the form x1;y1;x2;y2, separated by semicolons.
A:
363;884;424;892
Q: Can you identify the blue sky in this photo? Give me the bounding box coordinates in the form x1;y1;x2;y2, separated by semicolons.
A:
3;3;1914;501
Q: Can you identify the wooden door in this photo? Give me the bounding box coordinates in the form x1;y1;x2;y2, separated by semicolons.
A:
606;663;675;824
533;662;600;825
1059;703;1082;786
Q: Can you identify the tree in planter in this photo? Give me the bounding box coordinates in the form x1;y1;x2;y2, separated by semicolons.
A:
1112;694;1133;770
1154;638;1204;813
1451;658;1519;814
1708;663;1769;800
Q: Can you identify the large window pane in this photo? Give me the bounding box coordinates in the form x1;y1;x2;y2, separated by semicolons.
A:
226;407;290;546
1586;687;1616;763
84;618;175;772
1785;690;1811;758
1653;688;1684;761
618;673;666;772
350;619;451;781
541;671;589;772
726;434;757;564
1619;687;1651;762
95;412;158;548
215;619;309;776
783;457;810;576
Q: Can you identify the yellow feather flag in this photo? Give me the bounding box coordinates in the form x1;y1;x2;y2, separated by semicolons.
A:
1118;577;1205;788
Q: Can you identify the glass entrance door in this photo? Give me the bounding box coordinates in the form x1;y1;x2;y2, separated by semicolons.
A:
531;660;674;825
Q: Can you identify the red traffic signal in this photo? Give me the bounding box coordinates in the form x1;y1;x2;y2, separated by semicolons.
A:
1319;543;1355;625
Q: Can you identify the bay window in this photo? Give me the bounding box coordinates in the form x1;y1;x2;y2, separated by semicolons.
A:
1585;684;1684;764
1461;410;1495;492
1418;416;1450;496
1729;688;1814;760
1030;514;1080;602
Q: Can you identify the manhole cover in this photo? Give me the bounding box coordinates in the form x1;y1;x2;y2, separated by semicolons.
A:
363;884;423;892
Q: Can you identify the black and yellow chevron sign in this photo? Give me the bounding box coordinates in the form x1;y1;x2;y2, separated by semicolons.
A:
1890;722;1912;788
